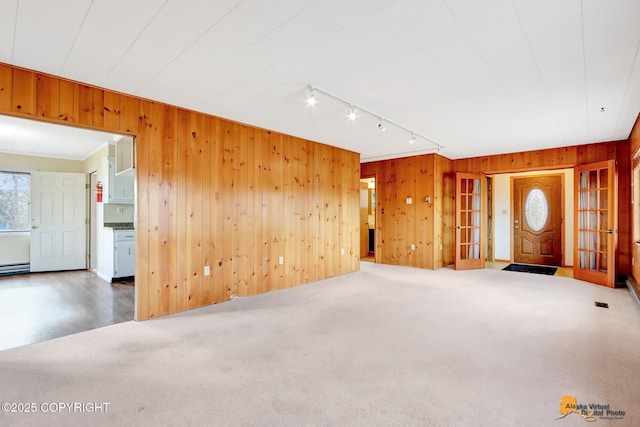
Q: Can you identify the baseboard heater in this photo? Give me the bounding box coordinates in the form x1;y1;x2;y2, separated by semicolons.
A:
0;263;30;276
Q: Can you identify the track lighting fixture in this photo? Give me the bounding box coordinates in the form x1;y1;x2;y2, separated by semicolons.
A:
304;84;443;153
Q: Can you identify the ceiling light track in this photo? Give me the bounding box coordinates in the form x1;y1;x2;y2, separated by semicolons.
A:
306;84;443;153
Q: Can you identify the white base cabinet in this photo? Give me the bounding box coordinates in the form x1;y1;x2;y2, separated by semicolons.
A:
98;229;135;282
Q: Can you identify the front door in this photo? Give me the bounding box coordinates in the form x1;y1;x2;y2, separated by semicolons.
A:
513;175;562;266
455;173;485;270
30;171;86;272
574;160;617;287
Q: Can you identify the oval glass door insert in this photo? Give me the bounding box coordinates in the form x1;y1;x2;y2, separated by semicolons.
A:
525;188;548;232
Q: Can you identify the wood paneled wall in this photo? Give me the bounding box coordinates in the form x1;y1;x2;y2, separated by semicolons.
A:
0;62;360;320
362;141;631;277
361;154;452;269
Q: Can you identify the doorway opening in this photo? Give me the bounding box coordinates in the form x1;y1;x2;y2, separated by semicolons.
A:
360;177;376;262
489;169;573;269
0;114;135;351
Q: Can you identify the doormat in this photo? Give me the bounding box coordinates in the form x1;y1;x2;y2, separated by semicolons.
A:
502;263;557;275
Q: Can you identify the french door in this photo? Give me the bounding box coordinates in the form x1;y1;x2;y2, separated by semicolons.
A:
574;160;617;287
455;173;485;270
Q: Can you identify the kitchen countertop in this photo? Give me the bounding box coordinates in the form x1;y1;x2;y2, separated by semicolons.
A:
104;222;135;230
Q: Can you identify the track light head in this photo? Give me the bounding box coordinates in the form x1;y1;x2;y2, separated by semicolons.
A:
347;105;356;121
306;86;316;106
409;132;415;144
378;119;386;132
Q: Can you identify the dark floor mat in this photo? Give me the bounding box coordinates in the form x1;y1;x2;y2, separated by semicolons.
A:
502;263;557;275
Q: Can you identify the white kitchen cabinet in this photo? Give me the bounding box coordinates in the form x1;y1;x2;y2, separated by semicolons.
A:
115;136;134;175
99;229;135;282
102;156;134;204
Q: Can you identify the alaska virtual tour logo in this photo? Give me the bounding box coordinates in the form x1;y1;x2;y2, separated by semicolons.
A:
556;395;625;422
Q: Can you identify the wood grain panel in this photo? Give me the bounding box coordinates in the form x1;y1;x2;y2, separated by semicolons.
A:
0;62;360;321
311;143;325;281
221;120;236;299
148;103;178;317
415;154;434;269
262;131;283;291
74;84;93;125
119;95;139;135
92;88;104;128
36;74;59;119
179;109;205;309
102;91;120;130
201;116;213;305
58;80;77;122
247;127;263;295
282;135;298;287
206;117;225;304
0;64;11;111
12;68;35;115
236;124;250;297
175;110;189;309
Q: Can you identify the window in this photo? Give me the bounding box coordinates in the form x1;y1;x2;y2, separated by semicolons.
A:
0;171;30;232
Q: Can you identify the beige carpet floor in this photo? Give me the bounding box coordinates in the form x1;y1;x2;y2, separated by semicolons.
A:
0;262;638;427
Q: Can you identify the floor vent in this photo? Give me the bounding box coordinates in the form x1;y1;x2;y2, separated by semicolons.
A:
594;301;609;309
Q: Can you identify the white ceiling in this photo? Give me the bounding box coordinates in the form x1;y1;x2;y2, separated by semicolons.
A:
1;0;640;161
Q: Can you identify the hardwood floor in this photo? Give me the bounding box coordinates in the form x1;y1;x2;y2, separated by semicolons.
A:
0;270;134;352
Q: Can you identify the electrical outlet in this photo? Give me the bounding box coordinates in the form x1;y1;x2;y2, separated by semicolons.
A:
341;248;345;255
117;207;123;214
410;244;416;250
279;256;284;265
204;265;210;276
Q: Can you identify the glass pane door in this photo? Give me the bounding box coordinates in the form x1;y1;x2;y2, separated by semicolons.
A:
574;160;616;287
455;173;485;270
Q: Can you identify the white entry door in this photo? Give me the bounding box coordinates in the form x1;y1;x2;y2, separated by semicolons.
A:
30;172;86;272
